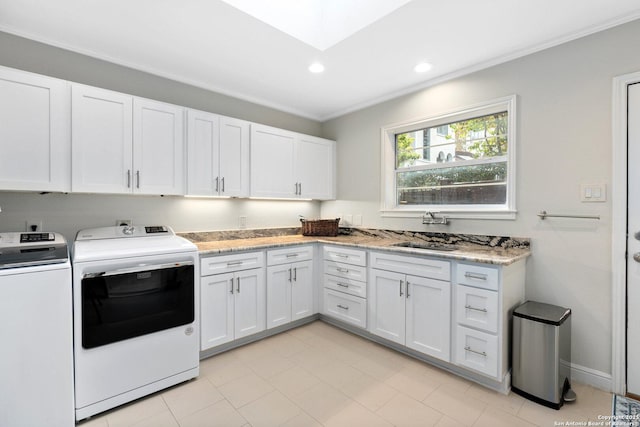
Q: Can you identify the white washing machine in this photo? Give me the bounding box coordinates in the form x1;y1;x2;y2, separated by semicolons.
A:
0;232;74;427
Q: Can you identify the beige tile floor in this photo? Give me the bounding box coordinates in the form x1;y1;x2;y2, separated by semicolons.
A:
79;321;612;427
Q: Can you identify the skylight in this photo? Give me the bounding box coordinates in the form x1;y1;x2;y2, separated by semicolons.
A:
220;0;412;51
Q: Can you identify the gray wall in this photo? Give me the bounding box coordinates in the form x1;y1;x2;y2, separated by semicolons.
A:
321;19;640;380
0;31;322;241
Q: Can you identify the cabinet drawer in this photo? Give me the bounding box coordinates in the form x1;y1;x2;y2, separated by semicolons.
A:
456;285;498;334
455;325;498;378
323;246;366;266
267;245;313;266
370;251;450;281
323;289;366;328
324;274;366;298
456;263;499;291
201;251;265;276
324;260;367;282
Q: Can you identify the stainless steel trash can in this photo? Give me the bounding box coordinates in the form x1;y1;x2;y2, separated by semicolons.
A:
512;301;574;409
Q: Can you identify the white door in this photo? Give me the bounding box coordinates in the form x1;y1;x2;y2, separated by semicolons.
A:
200;273;234;350
133;98;184;195
250;124;295;198
291;260;314;321
234;268;266;339
369;269;406;345
266;264;292;329
295;135;335;200
0;67;70;192
627;82;640;395
219;116;250;197
71;84;133;193
187;109;219;196
405;275;451;362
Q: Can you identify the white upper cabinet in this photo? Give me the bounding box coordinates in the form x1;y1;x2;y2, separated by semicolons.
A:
72;84;185;195
250;124;296;198
250;123;335;200
296;135;335;200
71;85;133;193
187;110;249;197
133;98;184;195
0;67;70;192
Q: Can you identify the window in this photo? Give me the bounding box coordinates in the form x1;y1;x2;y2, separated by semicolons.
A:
381;95;516;219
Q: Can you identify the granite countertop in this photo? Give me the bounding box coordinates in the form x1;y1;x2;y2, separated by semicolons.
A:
180;228;531;266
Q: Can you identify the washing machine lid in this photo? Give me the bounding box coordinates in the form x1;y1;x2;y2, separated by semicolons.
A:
72;225;197;263
0;232;69;269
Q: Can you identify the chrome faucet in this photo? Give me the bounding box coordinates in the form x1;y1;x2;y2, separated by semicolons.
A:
423;211;448;225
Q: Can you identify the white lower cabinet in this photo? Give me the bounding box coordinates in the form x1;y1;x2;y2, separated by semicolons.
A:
369;254;451;362
322;246;368;328
266;246;314;329
200;252;265;351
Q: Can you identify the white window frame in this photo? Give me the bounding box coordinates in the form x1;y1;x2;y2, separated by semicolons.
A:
380;95;517;220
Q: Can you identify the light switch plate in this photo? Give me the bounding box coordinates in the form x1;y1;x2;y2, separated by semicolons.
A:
580;183;606;202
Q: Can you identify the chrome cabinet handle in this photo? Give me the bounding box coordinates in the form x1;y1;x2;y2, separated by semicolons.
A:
286;253;299;258
227;261;243;267
288;268;292;282
127;170;131;188
293;267;297;281
230;278;234;294
406;280;410;298
399;280;404;297
465;305;488;313
465;272;487;281
299;182;302;195
221;177;225;193
335;254;349;258
634;253;640;263
215;177;219;192
464;346;487;357
337;304;349;310
136;170;140;189
336;282;349;288
336;267;349;273
294;182;299;195
236;277;240;293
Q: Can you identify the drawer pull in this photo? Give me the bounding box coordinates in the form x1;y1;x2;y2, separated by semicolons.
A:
464;305;488;313
464;346;487;357
286;253;299;258
337;304;349;310
465;272;487;281
227;261;243;267
335;254;349;258
336;282;349;288
336;267;350;273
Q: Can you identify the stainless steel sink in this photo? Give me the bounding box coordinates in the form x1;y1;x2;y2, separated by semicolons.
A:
391;241;458;251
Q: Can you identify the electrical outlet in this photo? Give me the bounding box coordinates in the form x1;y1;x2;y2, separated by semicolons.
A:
26;220;42;232
239;216;247;229
116;219;132;226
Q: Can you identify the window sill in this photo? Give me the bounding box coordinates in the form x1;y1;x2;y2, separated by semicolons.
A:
380;208;517;220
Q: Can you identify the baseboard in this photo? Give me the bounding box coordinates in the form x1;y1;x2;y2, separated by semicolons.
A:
571;362;612;392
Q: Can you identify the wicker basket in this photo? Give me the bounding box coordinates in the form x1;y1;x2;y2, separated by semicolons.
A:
300;218;340;236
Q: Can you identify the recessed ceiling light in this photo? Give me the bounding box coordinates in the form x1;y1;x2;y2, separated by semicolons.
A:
414;62;432;73
309;63;325;73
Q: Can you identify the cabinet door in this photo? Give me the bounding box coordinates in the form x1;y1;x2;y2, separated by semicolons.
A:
250;124;295;198
295;135;335;200
187;109;219;196
200;273;234;350
369;269;406;345
234;268;266;339
291;260;314;321
71;84;133;193
266;264;292;329
0;67;70;192
133;98;184;195
405;275;451;361
219;116;250;197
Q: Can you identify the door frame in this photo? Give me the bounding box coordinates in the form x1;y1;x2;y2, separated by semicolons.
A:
612;71;640;395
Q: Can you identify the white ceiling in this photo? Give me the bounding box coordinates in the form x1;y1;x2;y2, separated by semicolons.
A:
1;0;639;121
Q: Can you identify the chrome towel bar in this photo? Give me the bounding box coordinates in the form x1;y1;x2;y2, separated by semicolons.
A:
537;210;600;220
